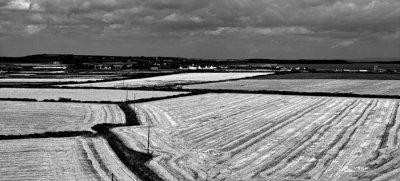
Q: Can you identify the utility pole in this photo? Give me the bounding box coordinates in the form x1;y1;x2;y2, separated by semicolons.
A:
133;93;136;111
125;83;129;101
147;124;151;154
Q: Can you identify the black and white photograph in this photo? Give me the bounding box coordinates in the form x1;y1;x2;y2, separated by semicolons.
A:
0;0;400;180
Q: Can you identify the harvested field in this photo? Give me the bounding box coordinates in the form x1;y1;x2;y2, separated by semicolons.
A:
281;63;400;71
0;88;188;102
0;101;125;135
0;137;139;181
0;78;101;83
113;93;400;180
253;73;400;80
62;72;272;88
183;79;400;96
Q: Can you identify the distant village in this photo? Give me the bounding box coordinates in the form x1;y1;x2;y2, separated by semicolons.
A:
0;54;398;73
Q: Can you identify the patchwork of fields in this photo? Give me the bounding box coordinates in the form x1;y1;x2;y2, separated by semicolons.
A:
184;79;400;96
0;101;125;135
112;93;400;181
0;137;139;181
2;71;400;181
62;72;272;88
0;88;188;102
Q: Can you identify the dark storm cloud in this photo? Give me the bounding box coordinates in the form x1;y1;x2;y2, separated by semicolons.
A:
0;0;399;58
1;0;398;34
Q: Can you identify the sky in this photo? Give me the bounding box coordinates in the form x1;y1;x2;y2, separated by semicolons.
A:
0;0;399;59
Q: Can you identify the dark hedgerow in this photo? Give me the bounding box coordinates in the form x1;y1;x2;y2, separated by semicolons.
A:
0;101;164;181
92;124;163;181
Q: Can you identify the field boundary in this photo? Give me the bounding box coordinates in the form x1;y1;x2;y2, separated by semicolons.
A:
92;123;163;181
0;131;95;140
0;72;274;89
0;102;163;181
55;73;274;89
0;91;203;104
250;72;400;80
184;89;400;99
0;72;178;86
2;86;399;101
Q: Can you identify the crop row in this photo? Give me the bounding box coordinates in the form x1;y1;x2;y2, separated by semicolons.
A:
0;137;139;181
112;93;400;180
0;101;125;135
183;79;400;96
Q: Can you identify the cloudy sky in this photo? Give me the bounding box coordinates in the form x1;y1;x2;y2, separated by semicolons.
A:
0;0;399;59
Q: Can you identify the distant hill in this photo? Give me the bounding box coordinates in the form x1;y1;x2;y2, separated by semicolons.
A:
1;54;400;64
242;59;349;64
349;57;400;63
